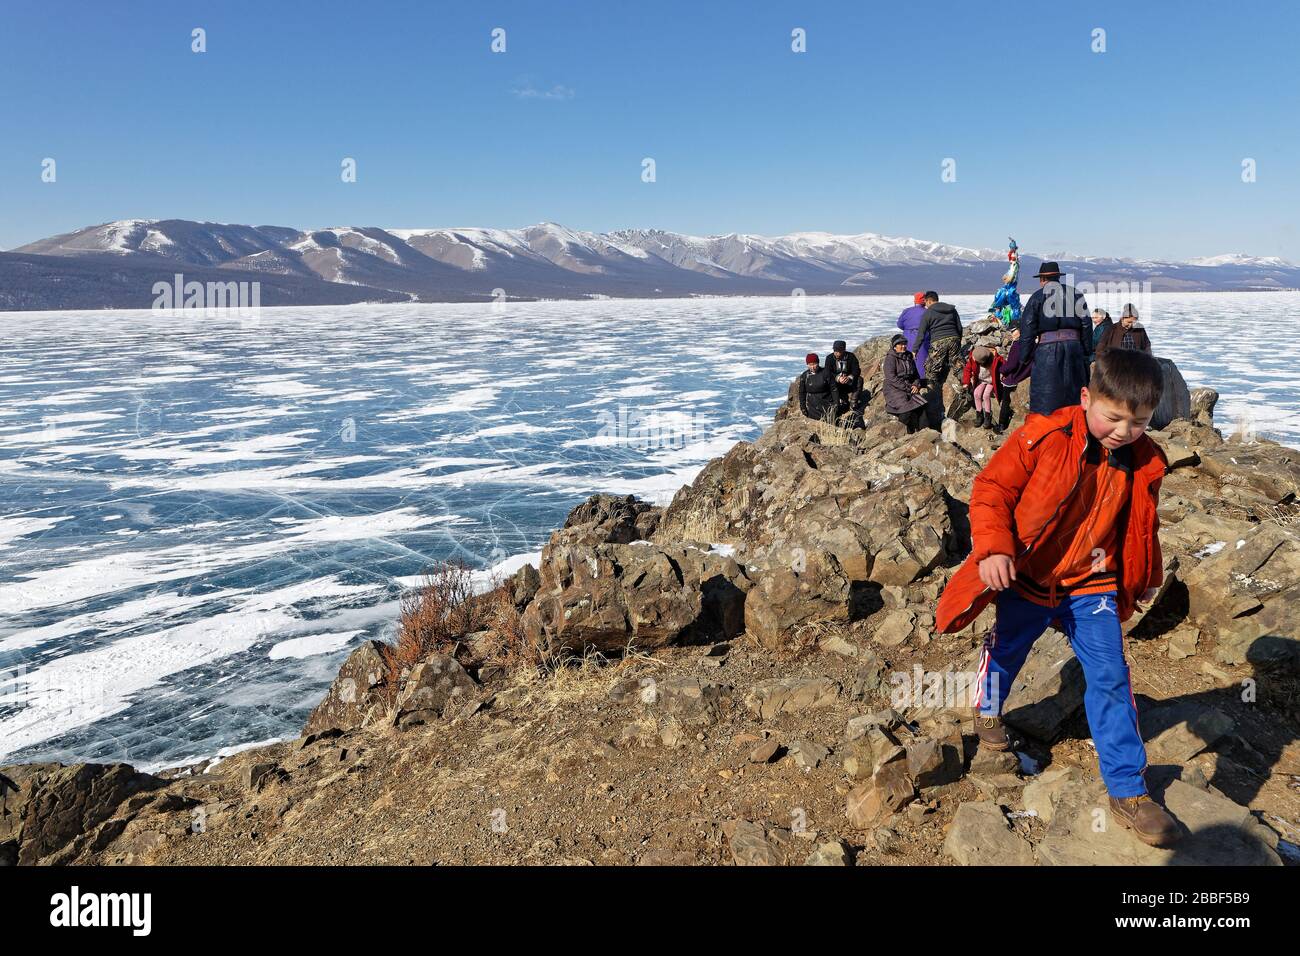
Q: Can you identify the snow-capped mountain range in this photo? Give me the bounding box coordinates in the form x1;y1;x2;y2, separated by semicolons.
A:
4;218;1298;311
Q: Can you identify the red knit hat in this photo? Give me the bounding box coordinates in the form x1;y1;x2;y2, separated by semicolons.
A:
913;291;925;305
805;352;818;364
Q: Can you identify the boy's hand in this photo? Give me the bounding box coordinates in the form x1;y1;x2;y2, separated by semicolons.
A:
1136;586;1160;607
978;554;1016;591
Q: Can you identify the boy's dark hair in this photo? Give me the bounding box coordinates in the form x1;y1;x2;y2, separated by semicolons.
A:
1089;348;1163;413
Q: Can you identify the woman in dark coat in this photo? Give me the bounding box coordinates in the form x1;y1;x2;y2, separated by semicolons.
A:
883;334;929;432
798;352;837;421
1018;261;1093;415
1095;304;1152;357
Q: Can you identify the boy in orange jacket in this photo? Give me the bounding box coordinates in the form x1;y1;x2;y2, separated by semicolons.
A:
935;349;1178;846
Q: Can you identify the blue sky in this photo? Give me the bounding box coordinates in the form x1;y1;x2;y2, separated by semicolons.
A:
2;0;1298;260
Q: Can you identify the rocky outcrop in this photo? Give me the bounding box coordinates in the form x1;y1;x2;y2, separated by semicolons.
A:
303;640;389;736
0;762;165;865
7;333;1299;869
521;542;752;655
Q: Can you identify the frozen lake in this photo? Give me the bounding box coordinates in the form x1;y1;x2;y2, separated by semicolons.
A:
1;293;1295;767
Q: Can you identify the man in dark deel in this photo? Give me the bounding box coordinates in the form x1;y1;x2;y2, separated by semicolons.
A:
797;352;836;421
1019;260;1092;414
824;339;862;421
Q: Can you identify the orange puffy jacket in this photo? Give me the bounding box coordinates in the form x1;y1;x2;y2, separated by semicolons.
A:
935;404;1168;633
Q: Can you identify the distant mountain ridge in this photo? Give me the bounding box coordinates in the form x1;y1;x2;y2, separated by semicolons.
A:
4;218;1298;311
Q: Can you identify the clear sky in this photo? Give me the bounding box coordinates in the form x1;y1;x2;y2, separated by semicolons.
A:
2;0;1298;260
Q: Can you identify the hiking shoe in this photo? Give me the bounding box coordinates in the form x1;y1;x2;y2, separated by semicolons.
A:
1108;794;1182;847
973;713;1010;751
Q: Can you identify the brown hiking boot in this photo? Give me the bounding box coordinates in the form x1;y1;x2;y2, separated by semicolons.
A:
973;713;1010;751
1108;794;1182;847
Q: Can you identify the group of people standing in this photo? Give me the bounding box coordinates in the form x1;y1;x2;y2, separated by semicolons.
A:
796;261;1156;434
880;261;1154;432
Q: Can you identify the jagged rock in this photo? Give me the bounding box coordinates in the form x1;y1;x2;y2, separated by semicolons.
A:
1184;525;1299;627
944;801;1035;866
243;762;284;792
744;676;840;720
550;494;660;549
522;542;751;655
1166;627;1200;660
846;782;887;829
743;550;851;650
1034;777;1281;865
1141;703;1234;764
787;739;830;770
871;608;916;647
509;563;541;609
658;414;957;587
844;708;905;741
1151;357;1192;431
393;654;478;726
641;676;732;726
726;820;790;866
0;763;164;865
1000;629;1085;742
1189;387;1219;427
303;640;389;736
1021;766;1082;825
749;740;782;764
906;734;963;789
805;840;851;866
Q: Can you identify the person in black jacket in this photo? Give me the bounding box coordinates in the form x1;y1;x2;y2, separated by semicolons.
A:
911;291;963;426
1019;261;1092;414
797;352;837;421
824;339;862;421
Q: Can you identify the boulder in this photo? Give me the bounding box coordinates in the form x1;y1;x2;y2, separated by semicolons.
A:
393;653;478;726
1140;702;1234;764
550;494;660;549
509;563;541;609
1150;357;1192;431
726;820;791;866
1034;777;1281;866
521;542;751;655
303;640;389;736
943;801;1035;866
0;762;164;865
744;676;840;720
1000;629;1086;742
743;550;851;651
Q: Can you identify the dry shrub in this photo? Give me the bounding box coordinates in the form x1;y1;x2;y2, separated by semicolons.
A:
383;560;478;697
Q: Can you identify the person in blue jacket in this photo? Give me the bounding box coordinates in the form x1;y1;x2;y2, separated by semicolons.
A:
895;292;929;376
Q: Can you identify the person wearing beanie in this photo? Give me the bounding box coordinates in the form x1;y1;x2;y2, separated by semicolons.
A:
797;351;837;421
895;292;930;377
824;339;863;423
883;333;929;433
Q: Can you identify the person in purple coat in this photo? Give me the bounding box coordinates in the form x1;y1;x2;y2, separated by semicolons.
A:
896;291;929;376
